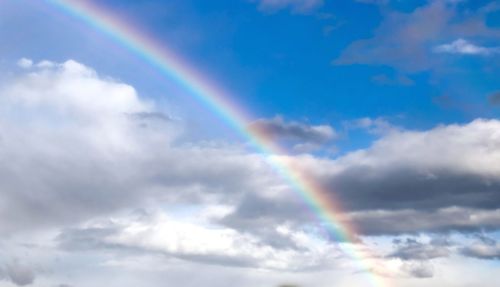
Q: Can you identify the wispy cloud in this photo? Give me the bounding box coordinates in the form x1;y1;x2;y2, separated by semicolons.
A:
255;0;323;13
334;1;500;71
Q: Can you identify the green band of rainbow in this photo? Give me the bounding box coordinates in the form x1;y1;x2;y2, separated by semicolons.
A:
44;1;390;285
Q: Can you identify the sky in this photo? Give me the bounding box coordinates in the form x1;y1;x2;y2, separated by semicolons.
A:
0;0;500;286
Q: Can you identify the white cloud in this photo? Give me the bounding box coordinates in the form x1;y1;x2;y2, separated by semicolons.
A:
58;210;346;271
0;59;283;236
16;58;33;69
434;38;500;55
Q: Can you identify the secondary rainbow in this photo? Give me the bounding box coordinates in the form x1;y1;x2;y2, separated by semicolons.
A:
45;1;390;286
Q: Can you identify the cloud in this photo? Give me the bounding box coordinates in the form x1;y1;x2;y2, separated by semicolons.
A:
462;243;500;260
0;59;350;273
343;117;400;135
248;116;336;145
57;210;344;271
488;91;500;106
389;238;450;261
400;262;434;278
434;38;500;55
0;59;285;236
228;119;500;235
255;0;323;13
0;261;36;286
371;74;414;86
16;58;33;69
4;58;500;285
334;1;500;71
316;119;500;213
348;207;500;235
461;236;500;260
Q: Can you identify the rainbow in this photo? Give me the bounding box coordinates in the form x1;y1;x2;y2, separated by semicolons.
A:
44;1;390;285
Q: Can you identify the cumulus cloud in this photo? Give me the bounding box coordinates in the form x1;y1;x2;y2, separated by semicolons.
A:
228;119;500;236
0;58;351;273
0;59;285;236
434;38;500;55
4;58;500;286
255;0;323;13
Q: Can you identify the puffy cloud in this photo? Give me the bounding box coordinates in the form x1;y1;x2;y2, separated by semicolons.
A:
0;59;283;236
4;58;500;287
227;119;500;235
434;38;500;55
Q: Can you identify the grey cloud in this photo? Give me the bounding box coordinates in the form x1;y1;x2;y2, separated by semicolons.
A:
226;119;500;236
248;116;336;144
389;238;450;260
401;262;434;278
350;207;500;235
461;242;500;260
461;235;500;260
328;166;500;212
3;262;35;286
322;119;500;214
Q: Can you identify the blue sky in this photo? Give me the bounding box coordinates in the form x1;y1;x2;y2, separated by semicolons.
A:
1;1;500;287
